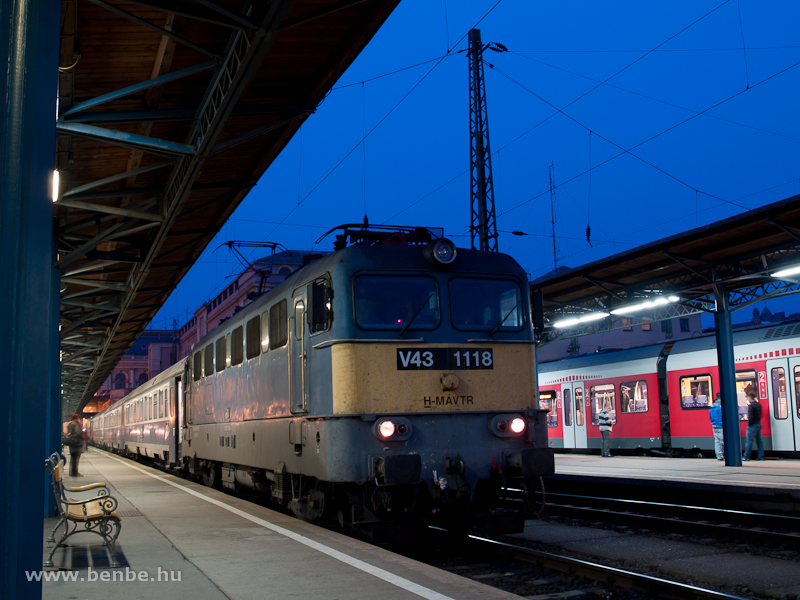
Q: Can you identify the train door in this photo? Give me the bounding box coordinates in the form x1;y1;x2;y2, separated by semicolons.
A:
289;289;308;413
766;358;799;451
560;382;587;448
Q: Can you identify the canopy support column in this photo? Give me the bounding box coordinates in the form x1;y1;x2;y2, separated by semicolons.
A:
713;284;742;466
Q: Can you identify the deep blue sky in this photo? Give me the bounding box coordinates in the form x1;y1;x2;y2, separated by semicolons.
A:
150;0;800;330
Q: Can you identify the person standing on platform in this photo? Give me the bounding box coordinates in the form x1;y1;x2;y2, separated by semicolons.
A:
598;404;613;457
66;413;85;477
742;392;764;461
709;393;724;460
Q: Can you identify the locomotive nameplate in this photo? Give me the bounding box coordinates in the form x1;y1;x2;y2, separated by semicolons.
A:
397;348;493;370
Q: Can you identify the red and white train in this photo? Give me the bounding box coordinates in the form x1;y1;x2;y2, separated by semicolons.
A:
538;322;800;456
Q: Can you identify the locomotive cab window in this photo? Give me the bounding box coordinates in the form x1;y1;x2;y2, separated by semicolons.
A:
246;315;260;359
450;278;523;332
590;384;616;425
354;275;439;331
270;300;288;349
679;374;713;409
539;390;558;427
231;326;243;366
736;370;757;421
771;367;788;420
620;380;648;413
307;277;332;334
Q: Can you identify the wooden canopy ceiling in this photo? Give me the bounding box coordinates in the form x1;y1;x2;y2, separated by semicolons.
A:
56;0;401;411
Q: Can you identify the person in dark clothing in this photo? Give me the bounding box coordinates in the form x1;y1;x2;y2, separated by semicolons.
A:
742;393;764;461
66;413;85;476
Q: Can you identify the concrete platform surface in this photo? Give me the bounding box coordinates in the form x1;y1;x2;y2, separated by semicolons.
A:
43;449;522;600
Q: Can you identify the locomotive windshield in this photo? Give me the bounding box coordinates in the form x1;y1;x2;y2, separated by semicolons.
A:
449;278;523;332
354;276;439;330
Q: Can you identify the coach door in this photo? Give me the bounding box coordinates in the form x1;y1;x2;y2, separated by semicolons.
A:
289;290;308;413
560;382;587;449
766;358;799;451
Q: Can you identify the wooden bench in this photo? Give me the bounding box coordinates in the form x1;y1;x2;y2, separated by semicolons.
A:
44;452;122;568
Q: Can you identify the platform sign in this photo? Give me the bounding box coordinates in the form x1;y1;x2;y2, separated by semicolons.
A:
758;371;768;400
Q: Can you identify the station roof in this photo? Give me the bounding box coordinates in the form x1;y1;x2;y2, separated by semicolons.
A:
55;0;400;411
531;194;800;339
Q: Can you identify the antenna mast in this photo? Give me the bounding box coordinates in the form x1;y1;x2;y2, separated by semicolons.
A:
549;162;557;269
468;28;498;252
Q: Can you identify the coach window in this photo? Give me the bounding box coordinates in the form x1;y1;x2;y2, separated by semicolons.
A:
261;310;269;351
160;390;165;418
563;388;572;426
539;390;557;427
270;300;288;349
193;351;202;381
736;370;757;421
794;366;800;419
356;276;439;331
575;387;584;426
204;343;214;376
590;384;616;425
152;395;157;420
620;380;648;413
246;316;261;359
450;278;521;332
771;367;788;420
216;336;226;372
679;374;713;409
230;326;244;366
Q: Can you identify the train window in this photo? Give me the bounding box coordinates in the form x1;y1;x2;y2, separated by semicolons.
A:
795;367;800;419
590;384;616;425
563;388;572;426
231;326;244;366
736;370;756;421
294;301;305;340
269;300;288;349
575;388;584;426
216;336;226;372
539;390;558;427
152;396;157;420
261;310;269;351
204;344;214;376
168;387;173;418
620;380;648;413
679;374;713;409
771;367;788;420
193;351;202;381
450;278;522;332
246;316;261;359
308;277;332;333
355;275;439;330
226;332;232;367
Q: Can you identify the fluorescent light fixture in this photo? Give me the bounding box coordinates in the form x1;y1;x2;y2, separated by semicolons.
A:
771;265;800;278
553;312;609;328
52;170;59;202
610;295;679;315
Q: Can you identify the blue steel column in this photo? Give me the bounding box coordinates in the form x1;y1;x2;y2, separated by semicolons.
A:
45;241;62;518
0;0;60;596
713;285;742;466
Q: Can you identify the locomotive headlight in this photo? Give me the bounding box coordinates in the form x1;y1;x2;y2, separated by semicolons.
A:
510;417;526;434
378;420;396;438
489;414;527;437
423;238;457;266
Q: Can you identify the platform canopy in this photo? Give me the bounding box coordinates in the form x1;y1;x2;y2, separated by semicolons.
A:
55;0;401;412
531;194;800;343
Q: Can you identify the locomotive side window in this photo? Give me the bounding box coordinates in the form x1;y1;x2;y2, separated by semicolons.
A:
226;332;232;367
736;370;756;421
771;367;788;420
261;310;269;351
620;380;648;413
575;388;584;425
246;316;261;359
450;278;522;332
590;384;616;425
204;344;214;376
679;374;713;409
270;300;288;348
216;336;226;372
193;351;202;381
231;326;244;366
308;277;332;333
355;276;439;330
295;301;305;340
539;390;558;427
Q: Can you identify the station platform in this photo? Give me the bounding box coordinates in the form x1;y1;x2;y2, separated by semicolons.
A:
42;449;520;600
549;454;800;512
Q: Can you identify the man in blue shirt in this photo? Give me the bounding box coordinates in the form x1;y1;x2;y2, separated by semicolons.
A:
709;393;723;460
